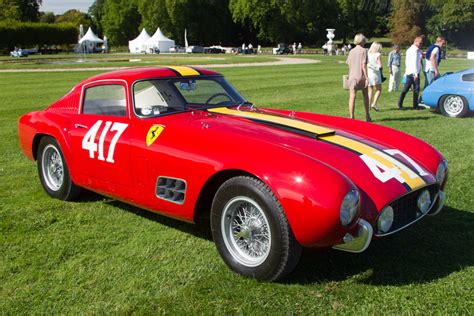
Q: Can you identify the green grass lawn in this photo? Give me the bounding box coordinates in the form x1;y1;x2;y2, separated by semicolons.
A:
1;56;473;313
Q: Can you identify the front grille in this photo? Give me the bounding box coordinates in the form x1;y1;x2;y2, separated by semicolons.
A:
376;184;439;236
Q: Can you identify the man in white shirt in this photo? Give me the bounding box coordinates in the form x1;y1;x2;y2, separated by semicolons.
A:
424;36;446;88
397;36;423;109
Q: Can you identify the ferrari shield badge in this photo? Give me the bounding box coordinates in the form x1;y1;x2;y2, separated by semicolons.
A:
146;125;165;147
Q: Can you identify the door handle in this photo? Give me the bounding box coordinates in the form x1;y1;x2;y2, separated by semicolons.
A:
74;123;88;129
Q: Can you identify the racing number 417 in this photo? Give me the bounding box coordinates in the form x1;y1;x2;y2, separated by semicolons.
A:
82;120;128;163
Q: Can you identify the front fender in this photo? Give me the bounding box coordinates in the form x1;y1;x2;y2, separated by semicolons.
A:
213;141;357;247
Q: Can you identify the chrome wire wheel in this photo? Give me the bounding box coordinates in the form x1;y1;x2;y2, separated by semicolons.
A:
41;144;64;191
443;95;464;117
221;196;271;267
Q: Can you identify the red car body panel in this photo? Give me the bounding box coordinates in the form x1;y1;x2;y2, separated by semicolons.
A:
18;67;446;248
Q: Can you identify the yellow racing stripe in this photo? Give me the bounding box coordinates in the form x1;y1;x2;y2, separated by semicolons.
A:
167;66;200;76
209;107;426;190
208;107;335;136
324;135;426;189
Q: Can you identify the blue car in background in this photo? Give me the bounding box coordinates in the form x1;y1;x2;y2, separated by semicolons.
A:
421;67;474;118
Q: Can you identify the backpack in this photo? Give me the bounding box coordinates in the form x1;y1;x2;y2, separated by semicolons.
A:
426;44;442;66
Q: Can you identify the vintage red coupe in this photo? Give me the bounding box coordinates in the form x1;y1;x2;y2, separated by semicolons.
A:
18;66;448;280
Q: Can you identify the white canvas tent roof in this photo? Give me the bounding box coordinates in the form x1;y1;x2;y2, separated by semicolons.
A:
79;27;104;44
146;27;175;52
129;28;151;53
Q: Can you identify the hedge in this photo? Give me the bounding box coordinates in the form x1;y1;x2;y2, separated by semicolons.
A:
0;21;78;48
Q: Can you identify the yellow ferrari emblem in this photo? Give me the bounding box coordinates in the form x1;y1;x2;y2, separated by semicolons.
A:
146;125;164;147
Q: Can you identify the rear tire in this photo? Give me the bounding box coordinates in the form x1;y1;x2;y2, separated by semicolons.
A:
37;136;81;201
439;95;469;118
211;176;301;281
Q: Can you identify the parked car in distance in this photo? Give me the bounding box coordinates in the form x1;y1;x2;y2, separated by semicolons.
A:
18;66;448;281
273;43;292;55
169;45;185;53
421;67;474;117
186;45;204;53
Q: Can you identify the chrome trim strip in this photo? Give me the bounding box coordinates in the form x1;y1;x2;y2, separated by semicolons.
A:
332;219;373;253
428;191;445;216
375;192;439;237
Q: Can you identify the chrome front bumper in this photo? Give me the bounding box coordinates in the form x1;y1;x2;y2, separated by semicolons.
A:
332;219;373;253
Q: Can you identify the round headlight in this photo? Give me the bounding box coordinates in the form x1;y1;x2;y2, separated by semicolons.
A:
378;206;394;234
436;160;448;185
340;190;360;226
417;190;431;214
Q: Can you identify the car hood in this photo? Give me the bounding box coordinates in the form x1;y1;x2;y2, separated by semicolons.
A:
202;107;437;211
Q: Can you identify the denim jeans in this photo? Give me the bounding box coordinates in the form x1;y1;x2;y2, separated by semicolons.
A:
424;71;437;88
398;74;420;108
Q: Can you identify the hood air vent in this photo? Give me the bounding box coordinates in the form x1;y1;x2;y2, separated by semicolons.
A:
156;177;186;204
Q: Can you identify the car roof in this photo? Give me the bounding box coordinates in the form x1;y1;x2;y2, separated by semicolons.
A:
80;66;221;86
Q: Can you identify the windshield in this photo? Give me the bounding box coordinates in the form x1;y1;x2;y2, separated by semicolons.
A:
133;76;246;117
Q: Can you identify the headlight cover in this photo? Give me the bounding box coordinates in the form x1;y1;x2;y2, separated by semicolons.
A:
340;190;360;226
436;160;448;185
377;206;394;234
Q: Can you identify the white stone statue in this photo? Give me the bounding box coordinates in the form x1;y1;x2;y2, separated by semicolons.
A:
326;28;335;55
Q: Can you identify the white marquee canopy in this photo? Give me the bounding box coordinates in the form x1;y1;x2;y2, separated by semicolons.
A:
128;28;151;53
78;27;104;44
146;27;175;53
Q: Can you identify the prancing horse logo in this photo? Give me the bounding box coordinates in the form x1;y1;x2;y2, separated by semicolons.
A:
146;125;165;147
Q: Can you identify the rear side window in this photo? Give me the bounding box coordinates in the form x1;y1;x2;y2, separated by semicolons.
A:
461;73;474;82
83;84;126;116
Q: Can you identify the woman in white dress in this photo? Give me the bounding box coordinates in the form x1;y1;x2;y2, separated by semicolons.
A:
367;42;383;111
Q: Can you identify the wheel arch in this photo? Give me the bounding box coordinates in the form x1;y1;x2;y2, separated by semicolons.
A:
193;169;256;225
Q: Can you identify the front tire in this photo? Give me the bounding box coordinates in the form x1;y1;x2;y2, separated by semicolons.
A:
37;136;81;201
439;95;469;118
211;176;301;281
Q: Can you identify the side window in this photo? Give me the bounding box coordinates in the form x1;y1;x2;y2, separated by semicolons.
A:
134;81;169;116
83;84;126;116
461;73;474;82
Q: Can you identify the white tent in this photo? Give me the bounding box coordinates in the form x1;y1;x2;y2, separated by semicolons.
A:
129;28;151;53
78;27;104;53
146;27;175;53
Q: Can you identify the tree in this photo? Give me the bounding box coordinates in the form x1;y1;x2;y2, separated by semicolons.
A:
426;0;474;49
56;9;92;29
88;0;106;36
337;0;391;42
101;0;141;45
0;0;42;22
388;0;428;46
39;11;55;23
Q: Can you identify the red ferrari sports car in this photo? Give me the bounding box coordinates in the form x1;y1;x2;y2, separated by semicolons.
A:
18;66;448;280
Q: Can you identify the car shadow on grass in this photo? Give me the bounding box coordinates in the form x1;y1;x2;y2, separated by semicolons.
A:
378;115;433;122
104;199;213;241
285;206;474;286
91;197;473;286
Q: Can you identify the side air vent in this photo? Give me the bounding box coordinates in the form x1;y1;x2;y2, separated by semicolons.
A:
156;177;186;204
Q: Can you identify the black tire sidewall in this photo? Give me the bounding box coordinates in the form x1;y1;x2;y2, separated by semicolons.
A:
211;177;291;280
37;136;75;200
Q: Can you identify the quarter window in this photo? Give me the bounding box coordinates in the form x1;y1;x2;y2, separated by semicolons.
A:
461;73;474;82
83;84;126;116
